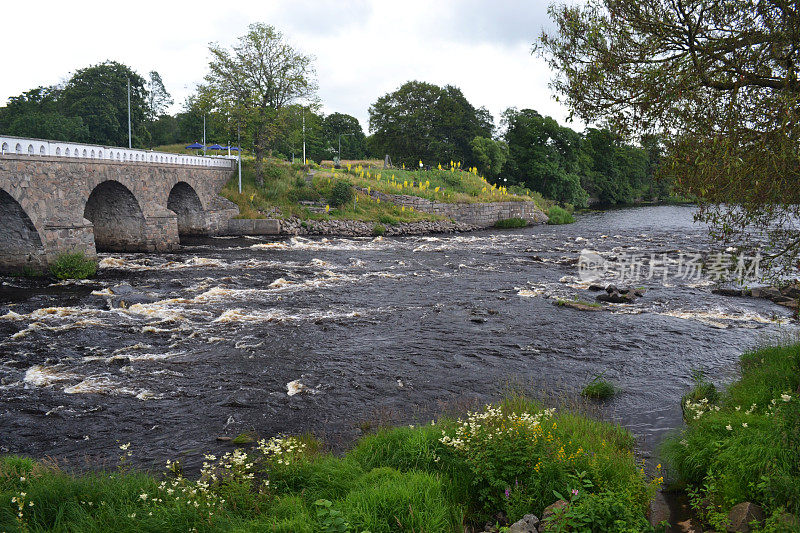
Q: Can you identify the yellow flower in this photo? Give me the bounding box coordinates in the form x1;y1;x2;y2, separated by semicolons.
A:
434;186;440;192
325;205;330;212
438;163;442;170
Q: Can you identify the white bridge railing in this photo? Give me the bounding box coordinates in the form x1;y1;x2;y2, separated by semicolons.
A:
0;135;235;169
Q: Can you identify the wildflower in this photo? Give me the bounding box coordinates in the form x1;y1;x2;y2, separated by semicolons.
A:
139;493;148;501
505;488;510;499
781;393;792;402
742;422;748;428
572;489;579;496
325;205;330;213
119;443;131;451
726;424;733;431
19;477;25;482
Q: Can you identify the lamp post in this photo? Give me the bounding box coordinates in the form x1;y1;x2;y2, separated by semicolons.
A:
337;133;354;166
127;77;132;149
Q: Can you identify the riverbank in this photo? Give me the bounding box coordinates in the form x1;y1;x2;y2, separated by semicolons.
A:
216;157;551;236
662;342;800;531
0;394;661;532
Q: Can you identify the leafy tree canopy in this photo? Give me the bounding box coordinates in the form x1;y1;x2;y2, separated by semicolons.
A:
202;23;318;185
368;81;492;168
538;0;800;275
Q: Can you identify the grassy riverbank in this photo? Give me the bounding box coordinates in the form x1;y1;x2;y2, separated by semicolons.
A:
1;395;660;532
153;146;559;225
663;342;800;531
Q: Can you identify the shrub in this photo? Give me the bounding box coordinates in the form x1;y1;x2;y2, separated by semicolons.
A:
582;375;617;400
329;181;354;207
495;217;528;229
49;252;97;280
438;401;656;522
372;223;386;236
547;205;576;225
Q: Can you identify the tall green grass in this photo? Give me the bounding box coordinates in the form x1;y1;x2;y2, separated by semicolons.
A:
2;396;660;532
662;343;800;529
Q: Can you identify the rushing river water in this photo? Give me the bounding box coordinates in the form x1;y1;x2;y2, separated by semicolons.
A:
0;205;796;471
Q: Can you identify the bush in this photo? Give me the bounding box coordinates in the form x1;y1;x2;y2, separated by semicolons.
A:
495;217;528;229
329;181;354;207
49;252;97;280
547;205;576;225
372;223;386;236
662;344;800;526
582;375;617;400
438;399;657;522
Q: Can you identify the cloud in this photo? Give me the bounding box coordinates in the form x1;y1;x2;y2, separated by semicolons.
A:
0;0;583;139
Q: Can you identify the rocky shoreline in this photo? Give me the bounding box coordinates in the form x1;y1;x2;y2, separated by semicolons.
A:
277;216;481;236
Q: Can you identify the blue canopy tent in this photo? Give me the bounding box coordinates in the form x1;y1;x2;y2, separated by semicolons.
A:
185;142;204;149
207;144;224;152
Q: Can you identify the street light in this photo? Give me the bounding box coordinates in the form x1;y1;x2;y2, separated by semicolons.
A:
337;133;354;166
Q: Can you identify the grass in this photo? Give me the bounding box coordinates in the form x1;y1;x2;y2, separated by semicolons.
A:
1;395;661;532
334;162;542;206
218;157;440;224
581;375;617;400
662;343;800;530
48;251;97;280
495;217;528;229
547;205;576;225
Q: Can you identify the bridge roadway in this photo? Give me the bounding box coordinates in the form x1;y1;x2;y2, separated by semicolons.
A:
0;135;239;272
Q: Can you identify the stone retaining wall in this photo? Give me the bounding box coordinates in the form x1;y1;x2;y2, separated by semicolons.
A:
356;188;549;226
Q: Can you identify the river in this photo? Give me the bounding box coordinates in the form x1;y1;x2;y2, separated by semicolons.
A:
0;205;795;471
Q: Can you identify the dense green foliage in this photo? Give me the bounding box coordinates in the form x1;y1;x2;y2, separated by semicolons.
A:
538;0;800;275
547;206;575;225
663;343;800;530
581;376;617;400
0;62;151;146
1;396;659;532
48;252;97;280
502;109;667;206
495;217;528;229
328;181;354;208
368;81;493;168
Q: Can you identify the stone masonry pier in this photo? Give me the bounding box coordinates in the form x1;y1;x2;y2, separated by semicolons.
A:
0;136;238;273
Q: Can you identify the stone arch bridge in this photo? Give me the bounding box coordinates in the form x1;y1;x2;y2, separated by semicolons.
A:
0;136;239;273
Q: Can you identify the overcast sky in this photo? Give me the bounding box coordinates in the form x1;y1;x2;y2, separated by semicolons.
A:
1;0;582;133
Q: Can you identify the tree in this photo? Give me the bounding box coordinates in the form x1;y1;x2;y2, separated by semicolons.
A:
146;71;173;122
470;136;508;179
322;112;367;161
59;61;149;147
0;87;88;141
538;0;800;275
202;23;318;186
503;108;588;206
368;81;492;167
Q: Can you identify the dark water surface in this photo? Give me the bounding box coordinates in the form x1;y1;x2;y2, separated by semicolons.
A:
1;206;796;471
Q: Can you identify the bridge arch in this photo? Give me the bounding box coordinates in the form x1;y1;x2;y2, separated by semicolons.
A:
0;188;45;273
84;180;147;252
167;182;206;237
